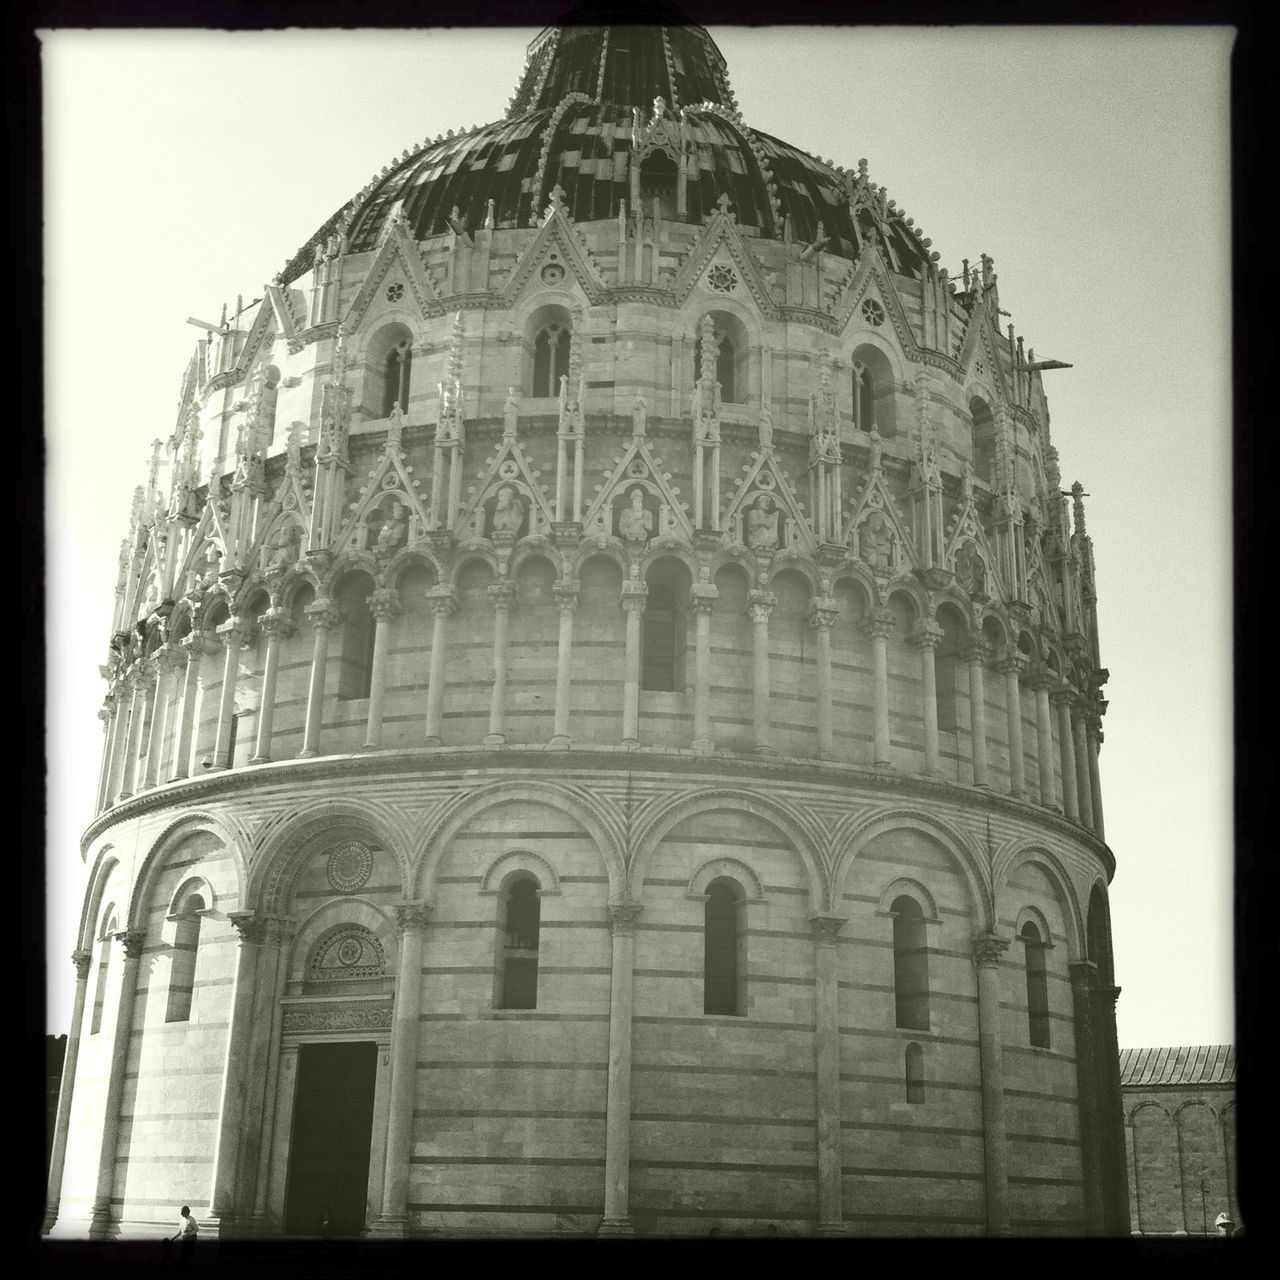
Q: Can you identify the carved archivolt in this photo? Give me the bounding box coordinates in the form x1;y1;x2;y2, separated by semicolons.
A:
307;924;388;984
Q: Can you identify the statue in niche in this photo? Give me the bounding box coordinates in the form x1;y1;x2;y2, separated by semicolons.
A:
375;501;408;556
267;520;302;573
503;387;520;438
859;510;894;573
961;461;977;503
746;494;781;551
200;543;223;589
618;486;653;544
491;484;526;537
955;541;986;596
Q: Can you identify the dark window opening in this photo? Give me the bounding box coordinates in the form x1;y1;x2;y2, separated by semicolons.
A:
532;325;569;398
892;895;930;1031
641;583;681;692
165;893;205;1024
696;330;737;403
1021;921;1051;1048
936;652;960;732
338;600;376;701
704;879;744;1016
498;877;541;1010
382;344;412;418
639;151;678;221
853;363;875;432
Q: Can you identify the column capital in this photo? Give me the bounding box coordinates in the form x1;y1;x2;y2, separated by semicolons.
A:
368;588;402;621
747;588;776;623
114;928;147;961
425;585;457;616
553;579;581;613
690;582;719;614
910;620;944;649
487;581;517;610
394;901;433;934
258;607;296;640
606;899;644;935
1068;959;1099;990
808;597;839;631
262;915;298;947
961;638;990;666
228;911;268;945
98;704;114;726
154;642;189;676
1094;983;1121;1009
216;615;248;645
864;606;896;642
305;598;344;630
1049;681;1077;708
180;630;218;659
971;932;1010;968
809;913;847;945
72;949;93;980
998;652;1028;678
622;580;649;613
1028;667;1056;693
129;661;158;692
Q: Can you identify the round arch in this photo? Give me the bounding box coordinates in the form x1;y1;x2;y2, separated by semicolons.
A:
76;847;123;952
991;841;1088;961
411;779;627;902
285;895;400;985
628;787;828;912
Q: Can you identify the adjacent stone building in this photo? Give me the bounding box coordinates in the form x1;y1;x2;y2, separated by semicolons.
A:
47;9;1127;1238
1121;1045;1237;1235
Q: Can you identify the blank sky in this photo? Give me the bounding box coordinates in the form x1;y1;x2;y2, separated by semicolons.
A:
43;25;1234;1049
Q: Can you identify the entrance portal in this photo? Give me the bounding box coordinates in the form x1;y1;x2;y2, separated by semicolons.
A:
284;1041;378;1236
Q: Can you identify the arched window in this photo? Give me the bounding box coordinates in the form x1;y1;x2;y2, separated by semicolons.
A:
382;342;412;417
641;582;680;692
336;575;376;701
497;875;541;1010
853;362;874;431
891;895;930;1030
638;150;678;221
89;917;117;1036
935;607;967;734
970;397;996;488
905;1042;925;1103
532;324;570;398
851;344;896;436
1021;921;1050;1048
696;328;737;404
166;892;206;1023
704;878;745;1016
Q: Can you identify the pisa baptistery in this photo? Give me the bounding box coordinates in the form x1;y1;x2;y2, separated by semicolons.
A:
47;8;1130;1240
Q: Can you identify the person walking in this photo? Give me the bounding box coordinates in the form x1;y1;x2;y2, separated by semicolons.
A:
166;1205;198;1266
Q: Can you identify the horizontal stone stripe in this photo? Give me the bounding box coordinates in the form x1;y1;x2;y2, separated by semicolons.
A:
836;1026;981;1048
293;885;400;901
1007;1174;1085;1187
634;1112;816;1129
409;1155;604;1168
650;836;799;852
414;1108;606;1120
840;1119;983;1137
434;920;608;932
632;1062;814;1079
114;1154;212;1165
118;1110;220;1122
839;1072;981;1092
418;965;611;976
633;1158;816;1177
632;969;814;989
633;1014;815;1032
840;1210;985;1226
448;831;593;840
407;1201;602;1215
124;1066;226;1081
418;1012;611;1023
836;983;981;1009
1004;1087;1079;1104
840;1165;983;1181
1007;1132;1081;1148
416;1060;609;1070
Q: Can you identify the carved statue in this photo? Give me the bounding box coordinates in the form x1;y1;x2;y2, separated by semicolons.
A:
867;426;883;473
961;460;976;503
955;541;985;595
200;542;223;588
859;510;894;573
504;387;520;437
376;501;408;555
267;520;301;572
746;494;781;551
618;487;653;544
491;485;526;537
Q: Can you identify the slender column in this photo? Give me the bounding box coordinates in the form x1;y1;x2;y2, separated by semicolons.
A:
484;581;515;747
621;580;647;746
1053;687;1079;821
95;700;118;813
1034;675;1058;811
128;662;159;795
866;607;896;768
212;617;246;769
116;666;152;801
599;900;643;1235
88;929;147;1240
171;633;207;781
1000;653;1028;799
105;684;132;805
250;610;294;763
1086;721;1106;839
299;600;342;758
809;598;839;761
972;933;1012;1236
1069;960;1105;1234
1093;983;1130;1233
550;581;579;748
364;589;401;750
372;902;432;1236
1072;699;1094;831
44;950;94;1232
912;620;944;777
749;589;776;754
691;581;718;753
811;914;846;1234
143;647;181;788
423;587;456;745
964;641;990;787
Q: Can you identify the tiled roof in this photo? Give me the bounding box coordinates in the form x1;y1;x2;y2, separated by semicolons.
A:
1119;1045;1235;1088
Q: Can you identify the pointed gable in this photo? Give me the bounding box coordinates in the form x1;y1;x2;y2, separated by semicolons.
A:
582;434;693;544
721;445;815;556
500;207;608;306
831;244;917;358
343;211;443;333
671;209;778;317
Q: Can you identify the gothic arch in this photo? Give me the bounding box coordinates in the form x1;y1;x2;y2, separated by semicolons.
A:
411;779;627;902
628;787;828;911
126;810;252;929
830;808;988;926
250;797;411;916
991;842;1087;960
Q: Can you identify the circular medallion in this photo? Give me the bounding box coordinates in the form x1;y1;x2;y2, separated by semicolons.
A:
540;262;566;287
707;264;738;293
336;937;363;966
861;298;886;327
385;282;405;303
327;841;373;893
499;459;520;479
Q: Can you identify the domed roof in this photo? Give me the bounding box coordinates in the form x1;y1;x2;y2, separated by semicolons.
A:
279;12;932;284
